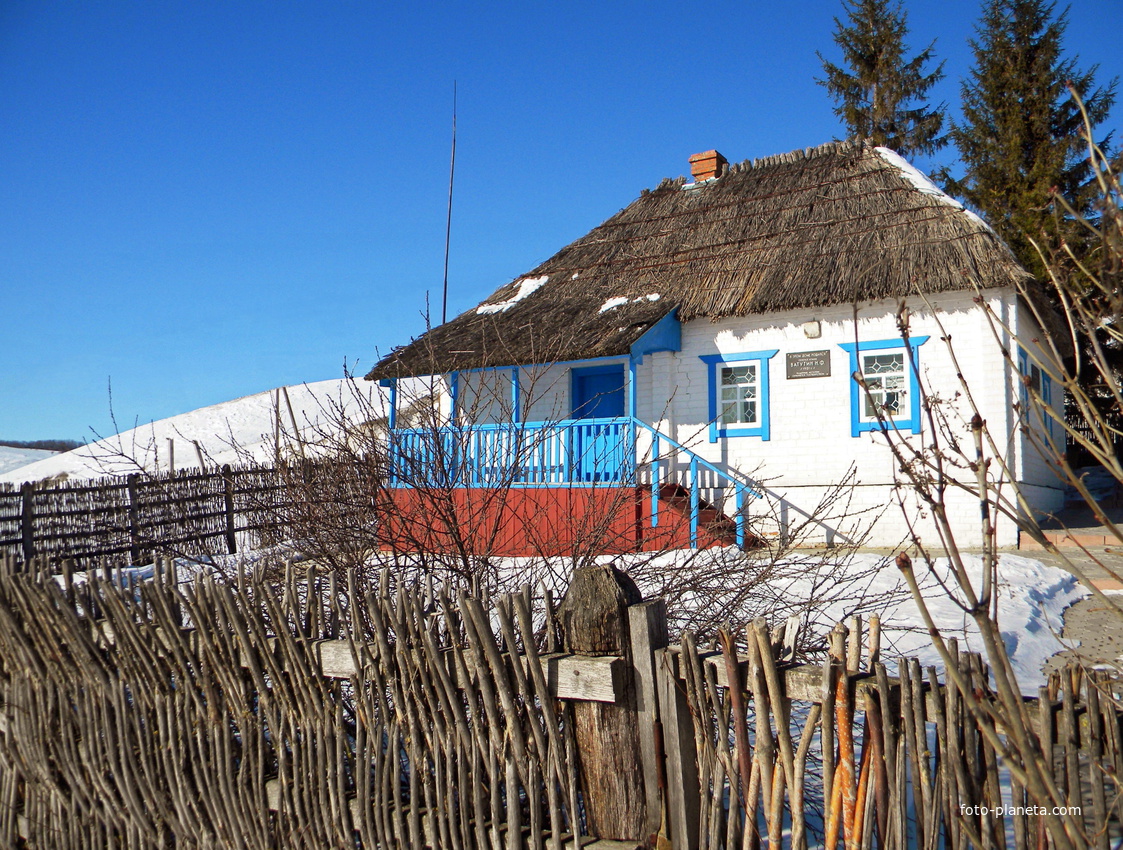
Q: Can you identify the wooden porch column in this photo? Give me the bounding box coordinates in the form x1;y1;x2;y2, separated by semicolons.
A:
382;379;398;430
628;356;638;420
559;564;649;841
448;371;459;424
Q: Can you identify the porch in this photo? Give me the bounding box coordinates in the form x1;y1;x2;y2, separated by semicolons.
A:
383;416;762;553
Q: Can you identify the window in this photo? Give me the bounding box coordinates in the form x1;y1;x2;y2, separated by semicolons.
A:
700;350;778;442
720;364;759;426
860;352;907;419
838;337;928;436
1017;348;1054;436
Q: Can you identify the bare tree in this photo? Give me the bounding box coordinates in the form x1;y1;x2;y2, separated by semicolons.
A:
851;88;1122;849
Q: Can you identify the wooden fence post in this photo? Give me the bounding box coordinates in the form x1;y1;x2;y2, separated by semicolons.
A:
19;483;34;562
628;598;669;844
222;465;237;555
559;564;647;842
655;645;700;850
126;473;141;565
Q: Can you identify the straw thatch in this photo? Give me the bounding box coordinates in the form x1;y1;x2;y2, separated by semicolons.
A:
369;140;1033;379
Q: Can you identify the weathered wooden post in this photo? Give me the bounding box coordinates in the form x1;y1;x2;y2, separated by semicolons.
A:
221;464;237;555
558;564;649;842
126;473;141;565
656;640;701;850
628;596;671;843
19;483;35;562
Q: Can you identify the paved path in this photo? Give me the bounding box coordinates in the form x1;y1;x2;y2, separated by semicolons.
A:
1026;544;1123;677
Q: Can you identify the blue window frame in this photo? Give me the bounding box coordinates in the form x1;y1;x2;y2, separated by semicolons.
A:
699;350;779;442
1017;348;1054;437
838;337;928;436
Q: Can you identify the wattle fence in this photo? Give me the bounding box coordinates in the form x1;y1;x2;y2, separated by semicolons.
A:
0;464;297;563
0;555;1119;849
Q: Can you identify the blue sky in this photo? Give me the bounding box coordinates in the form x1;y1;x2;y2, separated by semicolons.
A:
2;1;1120;441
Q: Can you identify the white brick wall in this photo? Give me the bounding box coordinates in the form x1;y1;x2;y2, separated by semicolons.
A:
1012;298;1067;494
642;289;1063;548
519;363;573;423
456;359;633;425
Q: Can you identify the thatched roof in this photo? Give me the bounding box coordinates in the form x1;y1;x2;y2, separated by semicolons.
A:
369;140;1033;380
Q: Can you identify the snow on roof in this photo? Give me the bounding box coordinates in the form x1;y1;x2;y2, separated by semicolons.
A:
372;140;1030;379
874;146;995;234
476;275;549;315
599;296;629;313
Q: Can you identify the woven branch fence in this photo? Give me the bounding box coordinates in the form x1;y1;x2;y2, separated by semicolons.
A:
0;463;335;564
0;556;610;849
0;555;1121;849
663;623;1123;850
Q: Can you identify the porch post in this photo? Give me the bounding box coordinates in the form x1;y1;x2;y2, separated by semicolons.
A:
627;356;637;420
378;378;397;430
380;379;399;486
628;358;639;481
511;366;521;421
449;371;459;425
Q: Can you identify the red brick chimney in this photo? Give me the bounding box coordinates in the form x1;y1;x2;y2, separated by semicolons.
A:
689;150;728;182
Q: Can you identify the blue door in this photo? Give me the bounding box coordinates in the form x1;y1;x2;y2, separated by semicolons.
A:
571;365;626;482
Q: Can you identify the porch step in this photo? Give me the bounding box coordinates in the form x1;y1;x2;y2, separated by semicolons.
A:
658;484;735;526
648;483;758;550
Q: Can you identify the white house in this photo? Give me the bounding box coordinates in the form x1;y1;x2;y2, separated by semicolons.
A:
369;142;1064;552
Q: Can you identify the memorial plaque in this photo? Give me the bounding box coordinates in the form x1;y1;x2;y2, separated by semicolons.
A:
786;350;831;379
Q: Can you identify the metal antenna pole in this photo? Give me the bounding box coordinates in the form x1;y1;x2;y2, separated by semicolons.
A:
442;82;457;325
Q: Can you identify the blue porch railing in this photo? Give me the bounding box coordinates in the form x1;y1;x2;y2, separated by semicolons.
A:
630;419;762;549
388;418;636;487
387;417;762;548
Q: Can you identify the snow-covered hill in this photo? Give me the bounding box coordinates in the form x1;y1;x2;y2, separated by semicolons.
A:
0;446;58;477
1;379;391;485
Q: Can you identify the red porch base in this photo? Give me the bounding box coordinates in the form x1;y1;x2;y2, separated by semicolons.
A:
379;486;742;557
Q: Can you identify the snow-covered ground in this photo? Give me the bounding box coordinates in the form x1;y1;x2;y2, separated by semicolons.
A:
193;545;1084;691
866;552;1083;687
520;548;1084;691
735;550;1083;690
0;445;57;476
0;378;392;485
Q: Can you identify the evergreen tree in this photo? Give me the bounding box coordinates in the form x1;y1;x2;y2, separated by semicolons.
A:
817;0;947;158
948;0;1116;277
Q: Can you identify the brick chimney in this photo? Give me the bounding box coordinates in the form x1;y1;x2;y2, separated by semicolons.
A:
688;150;728;182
